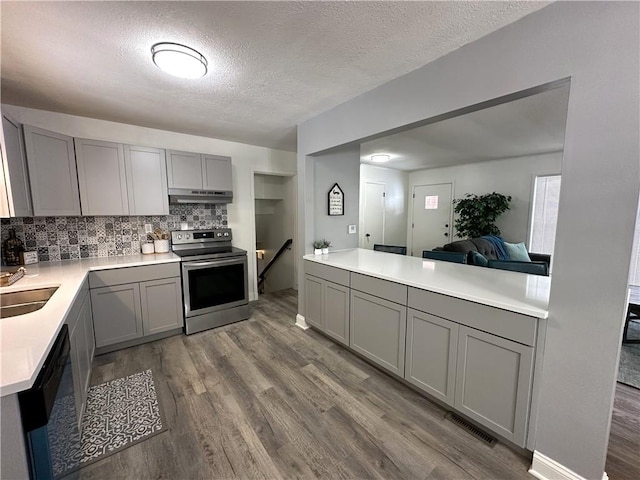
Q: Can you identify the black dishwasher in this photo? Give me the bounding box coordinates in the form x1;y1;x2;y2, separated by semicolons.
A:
18;325;81;479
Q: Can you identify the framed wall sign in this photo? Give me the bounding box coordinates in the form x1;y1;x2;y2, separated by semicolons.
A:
328;183;344;216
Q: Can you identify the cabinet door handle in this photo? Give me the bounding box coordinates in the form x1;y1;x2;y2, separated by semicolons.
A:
444;232;449;237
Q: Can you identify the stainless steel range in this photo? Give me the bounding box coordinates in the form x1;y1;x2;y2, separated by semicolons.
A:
171;228;249;335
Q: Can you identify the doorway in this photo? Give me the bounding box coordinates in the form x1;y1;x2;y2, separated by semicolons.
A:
361;181;385;249
410;183;453;257
254;173;295;295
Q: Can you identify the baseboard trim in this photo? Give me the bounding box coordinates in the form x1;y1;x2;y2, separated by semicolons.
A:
295;314;309;330
529;451;608;480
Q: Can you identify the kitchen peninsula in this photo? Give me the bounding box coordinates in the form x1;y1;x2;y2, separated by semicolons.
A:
303;248;550;449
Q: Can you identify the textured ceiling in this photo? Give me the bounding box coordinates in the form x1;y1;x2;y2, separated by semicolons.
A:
360;84;570;171
1;1;550;151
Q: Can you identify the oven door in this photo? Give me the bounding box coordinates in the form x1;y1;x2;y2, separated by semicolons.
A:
182;255;248;318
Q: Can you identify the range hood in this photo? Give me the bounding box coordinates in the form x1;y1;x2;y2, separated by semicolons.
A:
168;188;233;204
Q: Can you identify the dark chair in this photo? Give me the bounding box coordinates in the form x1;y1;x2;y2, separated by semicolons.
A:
373;244;407;255
487;260;549;276
421;250;467;264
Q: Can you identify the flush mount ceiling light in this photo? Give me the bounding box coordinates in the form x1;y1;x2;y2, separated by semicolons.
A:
371;154;390;163
151;42;207;79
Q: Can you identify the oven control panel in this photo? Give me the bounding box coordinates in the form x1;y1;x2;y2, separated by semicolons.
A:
171;228;232;245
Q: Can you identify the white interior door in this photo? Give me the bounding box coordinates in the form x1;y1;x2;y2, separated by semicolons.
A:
362;182;385;249
411;183;453;256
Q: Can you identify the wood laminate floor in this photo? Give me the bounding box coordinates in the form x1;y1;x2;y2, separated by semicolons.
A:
67;289;637;480
606;383;640;480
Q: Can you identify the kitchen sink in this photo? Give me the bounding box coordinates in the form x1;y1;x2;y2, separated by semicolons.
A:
0;287;59;318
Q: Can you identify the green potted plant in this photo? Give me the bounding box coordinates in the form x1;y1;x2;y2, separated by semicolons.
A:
313;240;323;255
321;239;332;254
452;192;512;238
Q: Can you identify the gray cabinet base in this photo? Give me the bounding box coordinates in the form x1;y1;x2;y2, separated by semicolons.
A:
95;327;183;356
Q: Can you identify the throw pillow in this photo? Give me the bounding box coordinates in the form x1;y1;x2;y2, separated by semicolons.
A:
504;242;532;262
470;251;489;267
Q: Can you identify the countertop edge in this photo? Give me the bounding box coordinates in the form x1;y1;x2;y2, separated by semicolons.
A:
0;253;181;397
303;251;549;319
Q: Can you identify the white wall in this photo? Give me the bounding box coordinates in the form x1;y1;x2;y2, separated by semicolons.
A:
407;152;562;251
359;164;408;247
297;3;639;479
4;105;297;301
313;145;360;250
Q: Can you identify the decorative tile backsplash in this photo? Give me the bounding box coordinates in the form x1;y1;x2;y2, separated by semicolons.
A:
0;204;226;263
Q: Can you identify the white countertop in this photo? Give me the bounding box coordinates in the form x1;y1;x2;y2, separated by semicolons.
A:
304;248;550;319
0;253;180;397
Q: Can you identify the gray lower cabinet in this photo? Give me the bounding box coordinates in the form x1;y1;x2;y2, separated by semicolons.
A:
304;274;323;329
350;289;406;376
454;325;534;446
91;283;144;348
89;263;183;351
405;309;458;406
303;260;539;447
140;277;183;335
23;125;80;216
323;282;349;345
68;284;94;429
303;274;349;346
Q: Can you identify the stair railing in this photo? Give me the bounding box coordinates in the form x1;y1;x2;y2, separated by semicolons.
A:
257;238;293;293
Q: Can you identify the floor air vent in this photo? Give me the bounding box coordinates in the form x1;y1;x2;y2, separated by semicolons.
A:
445;412;497;446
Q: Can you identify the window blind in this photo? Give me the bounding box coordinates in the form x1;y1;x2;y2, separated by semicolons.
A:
529;175;561;256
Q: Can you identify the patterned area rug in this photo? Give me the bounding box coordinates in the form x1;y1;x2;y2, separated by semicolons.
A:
619;321;640;389
52;369;167;478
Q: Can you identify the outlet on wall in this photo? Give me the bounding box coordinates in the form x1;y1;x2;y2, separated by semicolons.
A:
144;224;153;234
348;224;357;234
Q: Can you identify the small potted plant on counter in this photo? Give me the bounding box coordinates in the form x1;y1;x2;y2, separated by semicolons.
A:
321;239;331;254
313;241;323;255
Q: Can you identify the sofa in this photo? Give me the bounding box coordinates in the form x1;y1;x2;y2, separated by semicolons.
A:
439;237;551;267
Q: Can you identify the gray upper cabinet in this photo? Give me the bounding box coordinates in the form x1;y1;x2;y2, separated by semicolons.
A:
454;325;534;446
124;145;169;215
350;289;407;376
23;125;80;216
405;309;458;406
202;154;232;191
167;150;203;189
167;149;232;191
1;114;32;216
75;138;128;216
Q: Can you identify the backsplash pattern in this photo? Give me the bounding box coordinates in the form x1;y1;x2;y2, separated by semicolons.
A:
0;204;226;262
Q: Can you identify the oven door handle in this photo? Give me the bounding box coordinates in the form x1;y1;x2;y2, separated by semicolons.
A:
183;258;245;268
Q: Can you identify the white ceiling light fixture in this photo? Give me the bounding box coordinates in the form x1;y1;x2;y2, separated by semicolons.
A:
371;154;390;163
151;42;208;79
